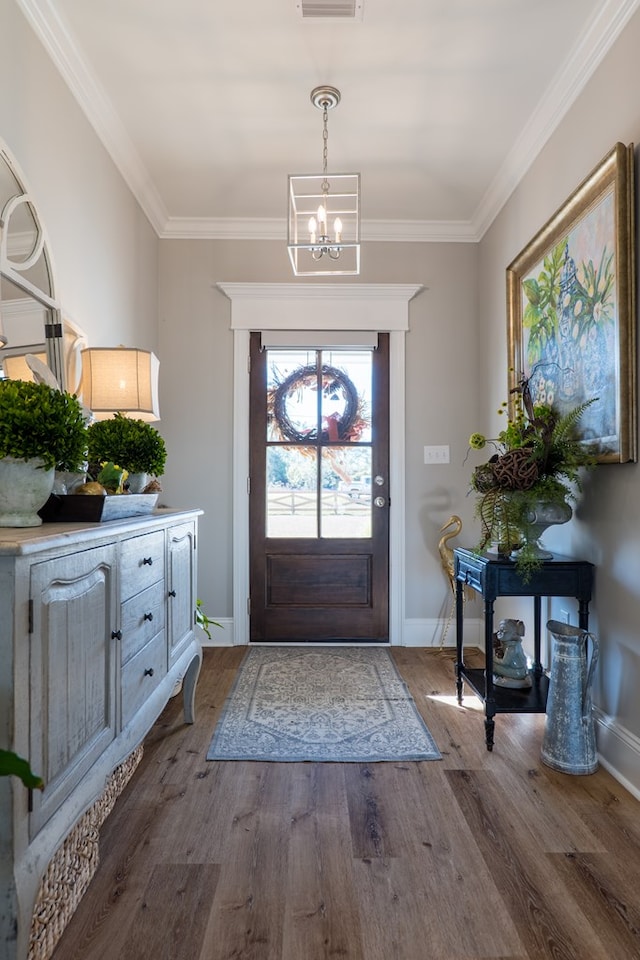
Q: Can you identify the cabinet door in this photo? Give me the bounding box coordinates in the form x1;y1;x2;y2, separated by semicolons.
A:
167;522;197;665
29;543;117;837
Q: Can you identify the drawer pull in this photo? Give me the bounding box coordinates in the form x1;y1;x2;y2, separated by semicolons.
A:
143;612;154;622
111;629;122;641
142;557;153;566
168;589;176;598
144;667;154;677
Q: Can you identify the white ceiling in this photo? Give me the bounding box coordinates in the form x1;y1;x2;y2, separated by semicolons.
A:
16;0;640;240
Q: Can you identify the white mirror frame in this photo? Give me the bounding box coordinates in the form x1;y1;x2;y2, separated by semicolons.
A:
0;142;66;387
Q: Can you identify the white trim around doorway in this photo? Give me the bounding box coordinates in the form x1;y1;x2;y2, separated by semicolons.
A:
217;282;423;645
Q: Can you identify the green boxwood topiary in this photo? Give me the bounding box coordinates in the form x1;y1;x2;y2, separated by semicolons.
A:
87;412;167;476
0;379;88;471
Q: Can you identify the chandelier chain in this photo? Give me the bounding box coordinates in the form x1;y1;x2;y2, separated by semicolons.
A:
322;102;329;175
321;101;331;197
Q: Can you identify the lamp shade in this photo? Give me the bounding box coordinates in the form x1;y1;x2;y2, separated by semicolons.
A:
80;347;160;421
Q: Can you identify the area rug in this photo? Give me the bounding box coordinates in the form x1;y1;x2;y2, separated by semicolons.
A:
206;646;441;762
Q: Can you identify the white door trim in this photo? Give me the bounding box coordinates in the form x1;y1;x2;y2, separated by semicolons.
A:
217;282;423;645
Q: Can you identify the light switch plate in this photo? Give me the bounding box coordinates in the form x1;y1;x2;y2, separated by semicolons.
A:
424;445;450;464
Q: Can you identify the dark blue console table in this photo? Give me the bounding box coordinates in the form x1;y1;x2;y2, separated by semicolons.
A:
454;547;594;751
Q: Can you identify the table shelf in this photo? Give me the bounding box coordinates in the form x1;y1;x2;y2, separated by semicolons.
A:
460;667;549;713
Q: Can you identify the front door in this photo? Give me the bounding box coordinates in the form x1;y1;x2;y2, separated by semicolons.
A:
249;332;390;642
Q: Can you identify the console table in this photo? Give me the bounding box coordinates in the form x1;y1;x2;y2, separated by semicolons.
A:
454;547;594;751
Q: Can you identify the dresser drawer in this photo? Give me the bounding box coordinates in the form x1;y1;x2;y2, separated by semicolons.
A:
120;531;165;599
121;631;166;727
121;579;166;664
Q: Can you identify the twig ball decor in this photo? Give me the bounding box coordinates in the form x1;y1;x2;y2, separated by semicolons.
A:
491;448;540;490
272;364;361;442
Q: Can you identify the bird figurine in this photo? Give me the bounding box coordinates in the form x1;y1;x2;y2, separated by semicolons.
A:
438;515;463;595
438;515;473;601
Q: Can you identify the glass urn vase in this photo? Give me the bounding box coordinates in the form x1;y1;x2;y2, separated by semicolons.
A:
516;498;573;560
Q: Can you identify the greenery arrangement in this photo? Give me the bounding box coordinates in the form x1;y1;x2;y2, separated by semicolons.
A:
0;379;88;471
0;749;44;790
468;371;596;577
195;599;222;640
87;413;167;477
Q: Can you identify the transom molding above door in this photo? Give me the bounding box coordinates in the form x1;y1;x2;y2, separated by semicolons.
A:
216;283;424;331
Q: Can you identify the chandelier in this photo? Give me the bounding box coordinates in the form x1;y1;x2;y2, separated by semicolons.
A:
287;86;360;276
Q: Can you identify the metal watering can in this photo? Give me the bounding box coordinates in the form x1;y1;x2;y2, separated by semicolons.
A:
541;619;599;775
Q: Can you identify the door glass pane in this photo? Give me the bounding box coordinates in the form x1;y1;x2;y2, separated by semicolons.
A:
321;350;372;443
266;446;317;538
321;448;372;538
267;351;318;442
265;348;373;540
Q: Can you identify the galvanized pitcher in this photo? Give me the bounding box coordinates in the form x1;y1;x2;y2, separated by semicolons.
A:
541;619;599;775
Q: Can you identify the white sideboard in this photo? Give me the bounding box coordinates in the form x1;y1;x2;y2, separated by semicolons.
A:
0;508;202;960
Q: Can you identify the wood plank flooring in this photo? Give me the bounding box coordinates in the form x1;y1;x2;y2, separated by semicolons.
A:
50;647;640;960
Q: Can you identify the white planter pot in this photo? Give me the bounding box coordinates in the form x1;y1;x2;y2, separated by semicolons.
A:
0;457;55;527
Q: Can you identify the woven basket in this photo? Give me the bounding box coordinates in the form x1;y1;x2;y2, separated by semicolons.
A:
28;745;143;960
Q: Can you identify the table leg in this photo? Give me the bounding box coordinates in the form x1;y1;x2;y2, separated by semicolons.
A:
533;596;543;677
484;598;495;750
578;600;590;632
484;716;495;751
455;578;464;703
182;648;202;724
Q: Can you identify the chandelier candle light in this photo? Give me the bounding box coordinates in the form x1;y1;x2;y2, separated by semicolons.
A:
287;86;360;276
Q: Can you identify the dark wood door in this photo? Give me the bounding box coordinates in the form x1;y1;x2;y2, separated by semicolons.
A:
249;332;390;642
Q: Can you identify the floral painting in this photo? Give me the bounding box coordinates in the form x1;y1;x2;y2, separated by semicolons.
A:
507;142;636;463
520;188;615;448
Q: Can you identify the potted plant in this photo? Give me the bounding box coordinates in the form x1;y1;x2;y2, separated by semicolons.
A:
0;379;88;525
87;413;167;491
468;371;596;578
195;599;222;640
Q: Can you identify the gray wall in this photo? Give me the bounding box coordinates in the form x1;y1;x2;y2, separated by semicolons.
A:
477;7;640;791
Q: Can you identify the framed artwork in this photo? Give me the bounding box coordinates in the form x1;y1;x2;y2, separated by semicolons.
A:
507;142;636;463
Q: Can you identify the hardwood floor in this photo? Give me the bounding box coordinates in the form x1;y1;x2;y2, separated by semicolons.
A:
51;647;640;960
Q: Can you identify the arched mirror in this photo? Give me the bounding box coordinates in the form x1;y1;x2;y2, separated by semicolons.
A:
0;144;67;387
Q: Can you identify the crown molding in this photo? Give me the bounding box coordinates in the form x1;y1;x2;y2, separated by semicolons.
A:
160;218;285;241
16;0;640;243
364;220;477;243
161;216;478;242
472;0;640;238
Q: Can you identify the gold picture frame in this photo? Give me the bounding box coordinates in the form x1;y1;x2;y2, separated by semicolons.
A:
507;141;636;463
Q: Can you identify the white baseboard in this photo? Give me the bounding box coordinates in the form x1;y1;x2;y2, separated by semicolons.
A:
199;618;235;647
594;708;640;801
200;617;483;649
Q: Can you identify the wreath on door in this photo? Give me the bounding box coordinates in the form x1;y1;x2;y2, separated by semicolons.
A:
269;364;367;443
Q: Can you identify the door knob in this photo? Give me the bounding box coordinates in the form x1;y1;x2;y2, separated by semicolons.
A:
374;496;385;508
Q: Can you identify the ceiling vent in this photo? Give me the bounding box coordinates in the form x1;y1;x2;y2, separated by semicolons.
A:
296;0;363;19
